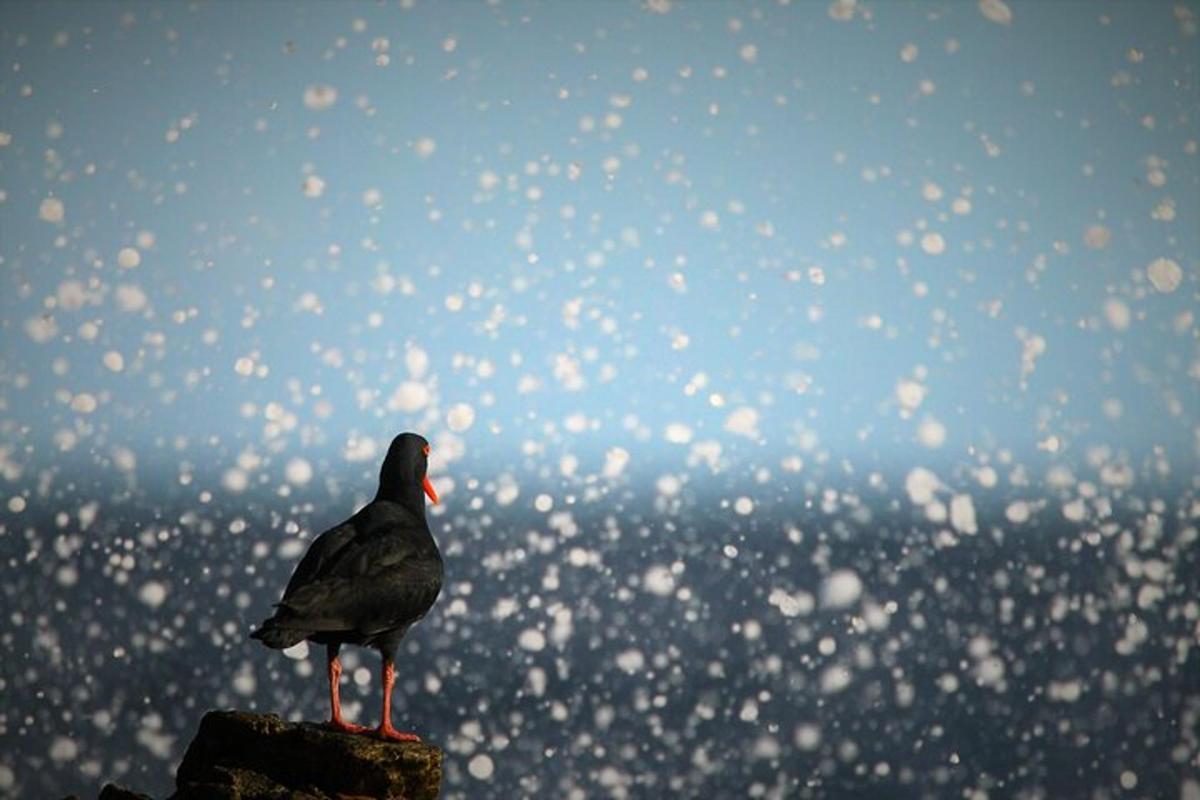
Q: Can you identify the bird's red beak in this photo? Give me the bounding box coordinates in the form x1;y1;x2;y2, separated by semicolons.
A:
421;443;438;504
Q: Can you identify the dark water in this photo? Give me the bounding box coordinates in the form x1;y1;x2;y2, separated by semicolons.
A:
2;469;1196;799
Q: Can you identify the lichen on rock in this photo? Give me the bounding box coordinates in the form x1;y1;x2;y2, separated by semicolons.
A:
170;710;442;800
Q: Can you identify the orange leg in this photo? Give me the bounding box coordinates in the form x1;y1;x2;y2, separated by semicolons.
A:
377;656;421;742
326;645;368;734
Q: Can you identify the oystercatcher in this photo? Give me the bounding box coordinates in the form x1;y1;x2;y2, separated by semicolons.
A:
252;432;443;742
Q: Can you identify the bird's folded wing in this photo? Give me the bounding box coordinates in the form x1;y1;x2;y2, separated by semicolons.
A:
282;519;360;598
275;537;441;634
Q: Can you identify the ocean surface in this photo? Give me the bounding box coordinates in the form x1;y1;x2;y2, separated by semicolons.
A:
2;465;1195;798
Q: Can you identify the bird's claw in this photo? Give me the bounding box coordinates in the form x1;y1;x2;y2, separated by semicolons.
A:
377;724;422;743
326;719;370;735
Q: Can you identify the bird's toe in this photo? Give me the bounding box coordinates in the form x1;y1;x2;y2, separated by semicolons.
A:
377;724;421;742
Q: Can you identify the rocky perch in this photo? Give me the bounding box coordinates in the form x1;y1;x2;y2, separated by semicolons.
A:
99;710;443;800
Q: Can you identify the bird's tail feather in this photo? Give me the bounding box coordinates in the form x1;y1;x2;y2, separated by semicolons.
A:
250;619;309;649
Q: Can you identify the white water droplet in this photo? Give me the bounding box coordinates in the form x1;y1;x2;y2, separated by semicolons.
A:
1146;257;1182;293
821;570;863;608
468;754;494;780
138;581;167;608
39;197;65;223
446;403;476;432
303;84;338;110
285;458;313;486
518;628;546;652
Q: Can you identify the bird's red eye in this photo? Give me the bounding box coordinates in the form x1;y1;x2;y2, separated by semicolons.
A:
423;444;431;456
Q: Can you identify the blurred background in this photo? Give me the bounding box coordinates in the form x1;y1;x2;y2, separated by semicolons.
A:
0;0;1196;797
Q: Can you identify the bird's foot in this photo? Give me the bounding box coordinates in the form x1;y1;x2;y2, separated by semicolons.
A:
377;723;422;743
326;718;370;735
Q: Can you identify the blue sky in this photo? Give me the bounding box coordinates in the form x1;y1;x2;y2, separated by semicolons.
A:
1;0;1196;490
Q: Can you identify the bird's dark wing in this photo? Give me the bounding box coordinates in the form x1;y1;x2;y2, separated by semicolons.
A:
281;518;360;600
275;534;442;635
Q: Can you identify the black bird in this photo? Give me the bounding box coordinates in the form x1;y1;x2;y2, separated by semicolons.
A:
252;432;443;741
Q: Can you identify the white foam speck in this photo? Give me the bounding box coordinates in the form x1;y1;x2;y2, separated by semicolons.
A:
285;457;313;486
414;137;437;158
688;440;723;472
303;85;338;110
769;587;814;617
117;247;141;269
1062;498;1086;522
974;653;1005;688
388;381;429;413
478;170;500;191
950;494;978;534
39;197;65;223
518;628;546;652
734;496;754;515
1146;257;1182;293
979;0;1012;25
405;346;429;377
302;175;325;198
492;597;519;620
820;664;852;693
724;407;759;439
821;569;863;608
643;565;676;596
138;580;167;608
534;493;553;513
602;447;629;478
343;436;377;462
70;393;98;413
232;668;256;696
795;723;822;751
222;468;249;493
446;403;476;433
283;641;309;660
1005;500;1030;524
1047;679;1082;703
1104;298;1131;330
114;284;148;312
49;737;78;762
25;316;58;343
495;479;520;507
615;649;645;673
917;417;946;448
920;232;946;255
828;0;856;22
1083;225;1111;249
468;754;494;780
895;379;926;413
665;423;693;444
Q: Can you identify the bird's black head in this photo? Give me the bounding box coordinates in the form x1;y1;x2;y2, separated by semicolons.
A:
376;432;439;513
